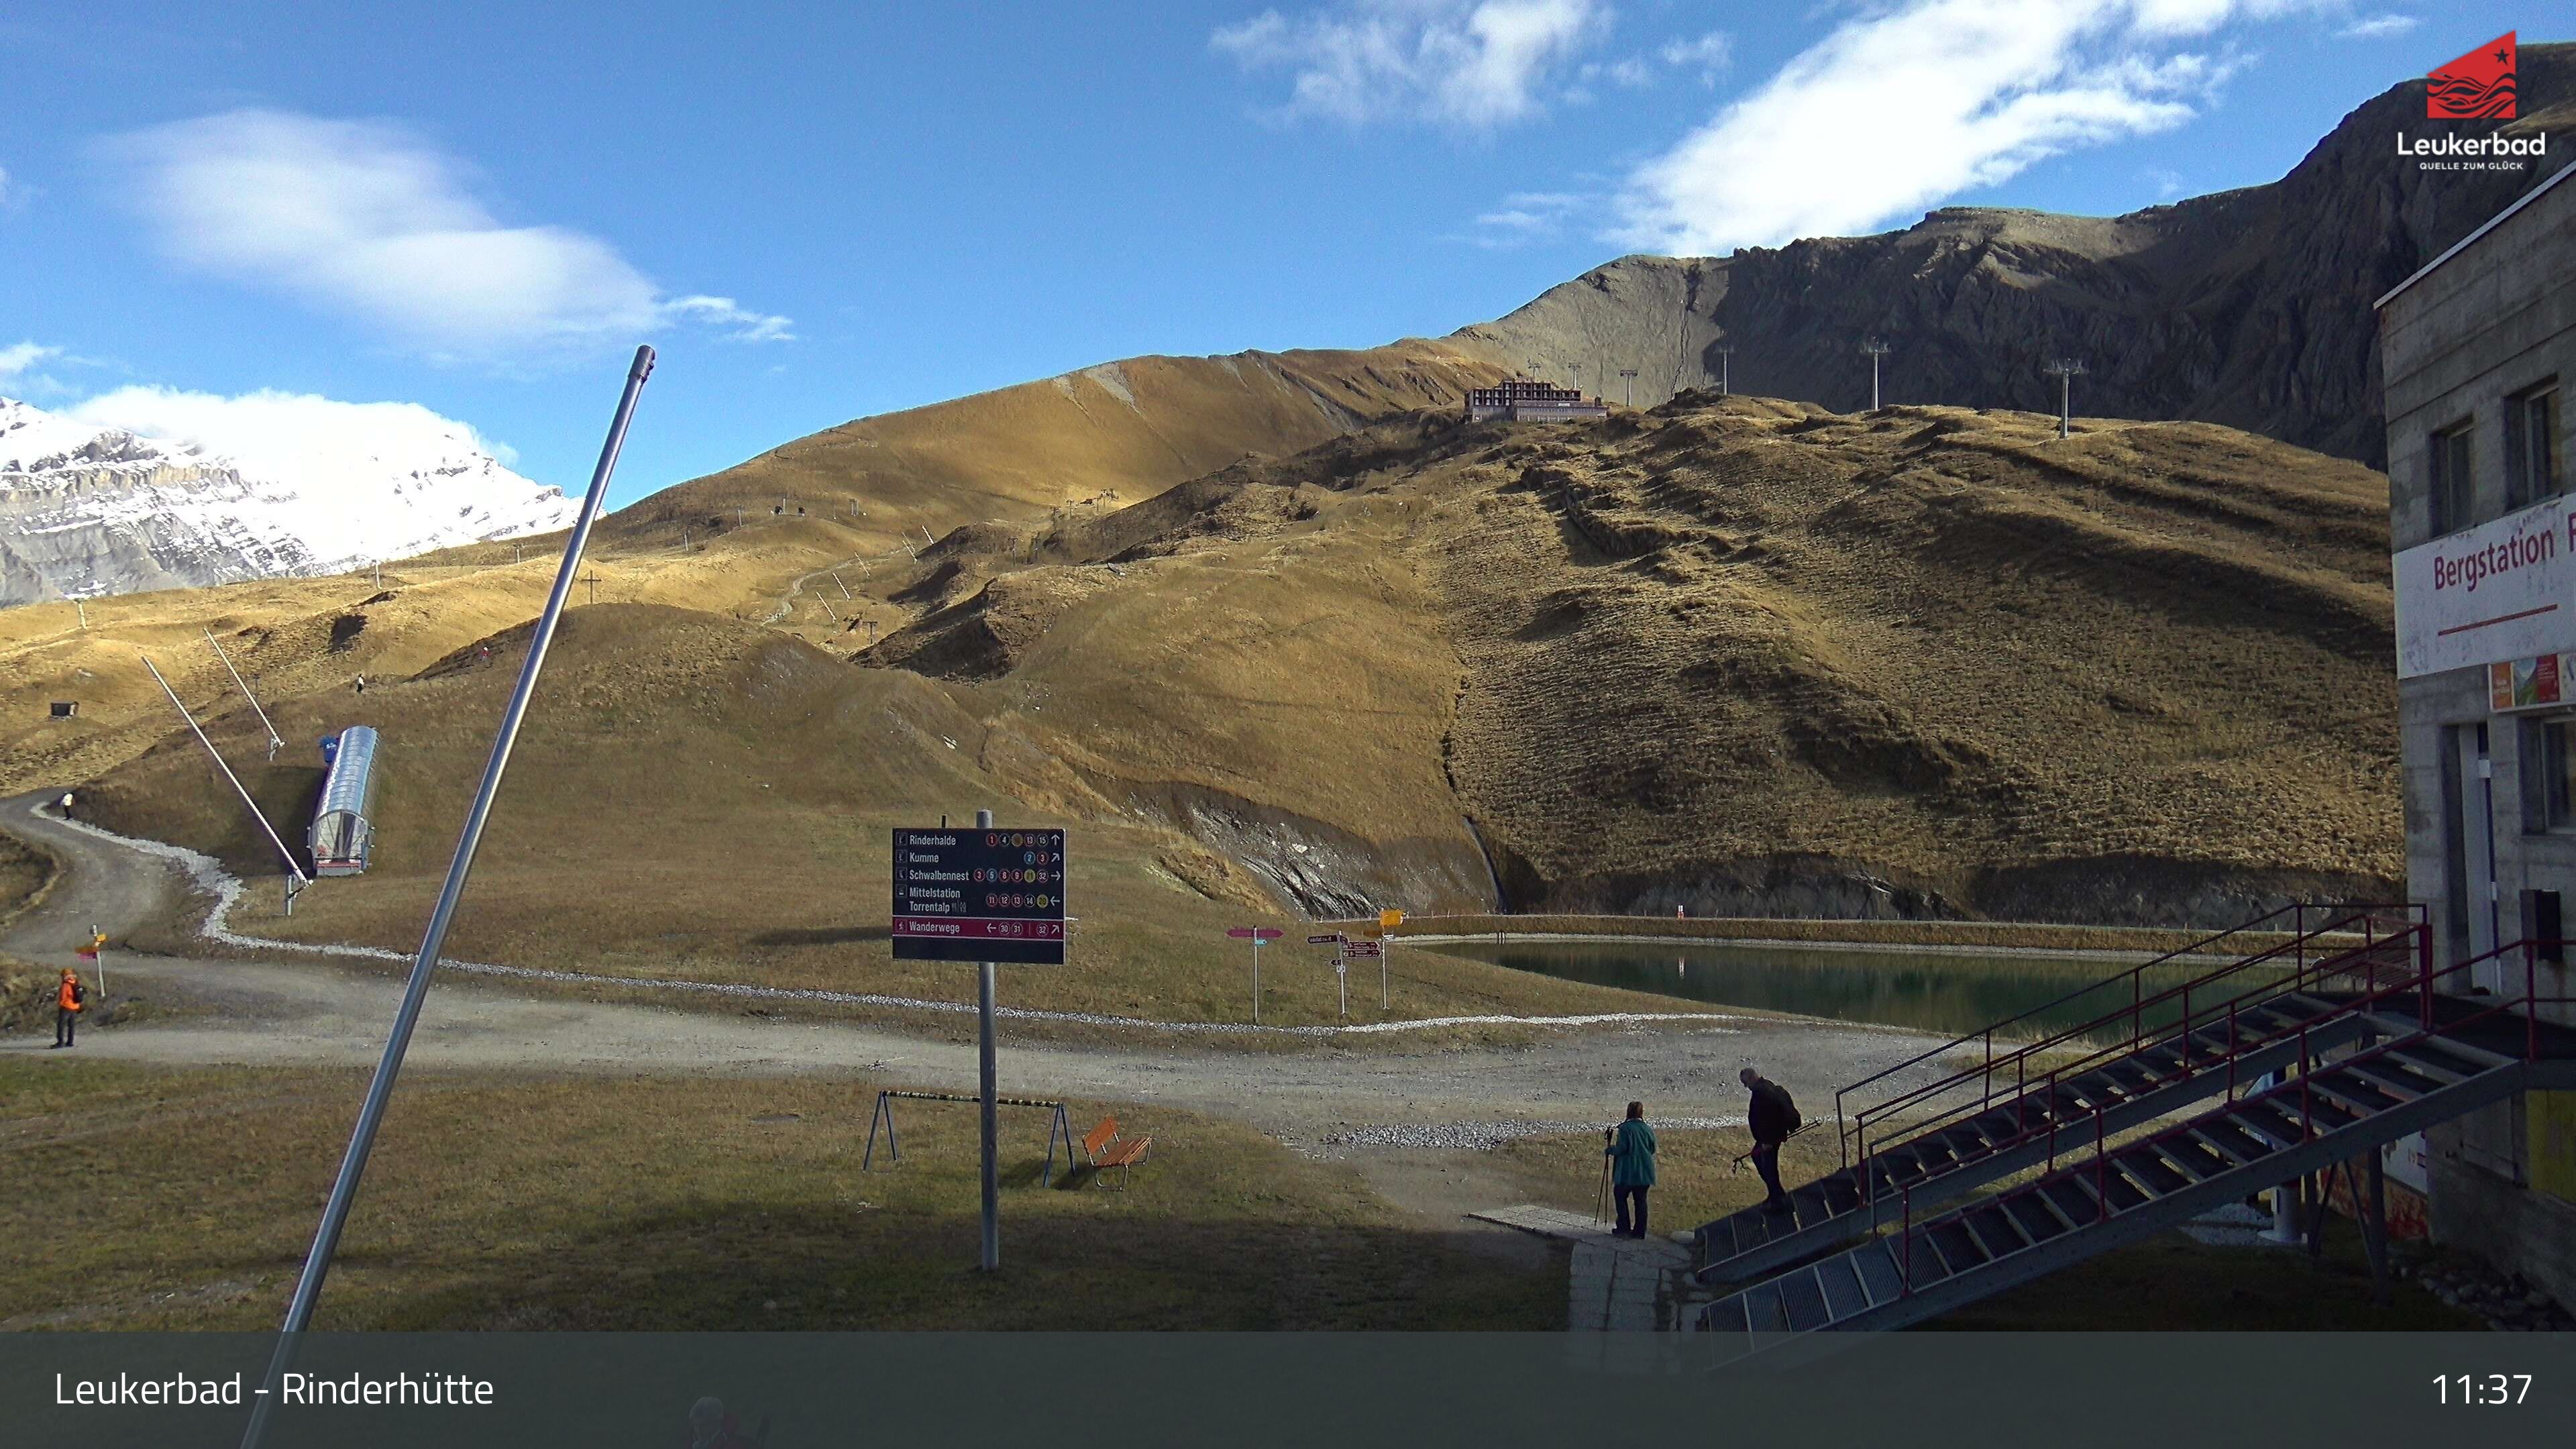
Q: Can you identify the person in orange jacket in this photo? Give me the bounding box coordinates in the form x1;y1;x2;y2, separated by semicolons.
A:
52;967;86;1049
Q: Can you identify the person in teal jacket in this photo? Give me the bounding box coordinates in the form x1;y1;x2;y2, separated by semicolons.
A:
1606;1100;1658;1238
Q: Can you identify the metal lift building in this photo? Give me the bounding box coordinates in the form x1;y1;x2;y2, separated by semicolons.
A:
309;725;380;876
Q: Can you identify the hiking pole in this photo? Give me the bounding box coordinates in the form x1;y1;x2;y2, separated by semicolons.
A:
239;345;653;1449
1596;1127;1614;1224
1728;1120;1819;1167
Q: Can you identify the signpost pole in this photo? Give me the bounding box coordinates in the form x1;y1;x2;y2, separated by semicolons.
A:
975;808;999;1273
1252;939;1262;1024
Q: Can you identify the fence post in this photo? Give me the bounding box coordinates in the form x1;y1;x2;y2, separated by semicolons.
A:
2094;1108;2108;1222
1900;1188;1913;1294
2419;924;2434;1028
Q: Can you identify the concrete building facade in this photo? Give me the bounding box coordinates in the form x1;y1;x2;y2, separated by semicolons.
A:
1466;378;1609;423
2377;160;2576;1304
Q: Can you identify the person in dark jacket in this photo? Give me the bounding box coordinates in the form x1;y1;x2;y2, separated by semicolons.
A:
1741;1067;1799;1213
1605;1101;1658;1238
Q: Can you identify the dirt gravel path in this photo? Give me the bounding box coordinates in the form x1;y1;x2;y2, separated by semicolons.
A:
0;790;1958;1162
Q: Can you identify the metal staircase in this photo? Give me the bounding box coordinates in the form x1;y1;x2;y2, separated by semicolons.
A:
1693;936;2575;1366
1697;904;2424;1285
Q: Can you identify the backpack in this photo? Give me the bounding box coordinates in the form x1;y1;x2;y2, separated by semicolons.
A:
1761;1081;1801;1136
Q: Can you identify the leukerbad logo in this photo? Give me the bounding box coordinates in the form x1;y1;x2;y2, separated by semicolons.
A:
2428;31;2516;119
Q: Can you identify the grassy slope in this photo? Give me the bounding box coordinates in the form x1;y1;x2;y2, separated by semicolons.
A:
1428;400;2399;916
849;396;2399;922
0;339;1509;806
72;604;1718;1030
20;388;2404;1026
604;343;1509;545
0;1059;1561;1330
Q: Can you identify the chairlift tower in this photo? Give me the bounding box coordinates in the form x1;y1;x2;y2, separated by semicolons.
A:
1617;368;1640;408
1716;345;1734;398
1860;337;1891;411
2044;358;2088;439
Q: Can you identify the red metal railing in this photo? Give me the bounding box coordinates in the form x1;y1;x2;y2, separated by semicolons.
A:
1834;902;2427;1207
1878;935;2570;1297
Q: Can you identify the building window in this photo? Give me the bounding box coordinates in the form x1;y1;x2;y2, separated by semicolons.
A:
2522;717;2576;831
2430;421;2475;533
2504;381;2560;511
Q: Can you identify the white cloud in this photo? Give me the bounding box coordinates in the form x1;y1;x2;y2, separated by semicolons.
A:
98;110;792;362
0;341;62;382
1472;190;1585;245
665;294;796;343
63;385;527;482
0;164;11;206
2338;13;2416;40
1213;0;1609;128
1658;30;1732;83
1613;1;2328;255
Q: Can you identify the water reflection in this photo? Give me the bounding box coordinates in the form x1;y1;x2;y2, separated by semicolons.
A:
1431;939;2265;1042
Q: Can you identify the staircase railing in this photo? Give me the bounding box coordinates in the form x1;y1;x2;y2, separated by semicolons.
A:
1833;902;2428;1201
1880;936;2570;1299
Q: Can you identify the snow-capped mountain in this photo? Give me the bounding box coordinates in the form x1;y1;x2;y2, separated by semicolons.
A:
0;394;578;606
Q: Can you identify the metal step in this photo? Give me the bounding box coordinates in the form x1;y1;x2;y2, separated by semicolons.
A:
1694;994;2372;1284
1695;1041;2529;1368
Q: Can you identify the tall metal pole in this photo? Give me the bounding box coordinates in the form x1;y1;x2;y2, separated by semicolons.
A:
1718;346;1733;398
204;628;285;759
976;808;1000;1272
140;655;309;890
239;345;653;1449
1862;338;1890;411
2045;358;2086;439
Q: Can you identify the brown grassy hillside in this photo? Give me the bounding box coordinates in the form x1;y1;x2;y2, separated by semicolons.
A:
843;394;2398;925
602;343;1509;551
32;388;2399;955
68;603;1710;1028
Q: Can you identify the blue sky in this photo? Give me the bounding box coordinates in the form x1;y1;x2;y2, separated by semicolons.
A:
0;2;2536;505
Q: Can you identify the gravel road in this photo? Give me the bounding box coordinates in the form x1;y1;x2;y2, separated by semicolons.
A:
0;790;1960;1154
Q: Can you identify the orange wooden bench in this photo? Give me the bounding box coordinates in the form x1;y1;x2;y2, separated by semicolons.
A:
1082;1116;1152;1189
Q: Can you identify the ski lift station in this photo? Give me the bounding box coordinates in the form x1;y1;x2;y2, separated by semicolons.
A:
309;725;380;876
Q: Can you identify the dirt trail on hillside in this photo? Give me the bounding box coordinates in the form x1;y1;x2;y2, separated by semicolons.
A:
0;791;1953;1167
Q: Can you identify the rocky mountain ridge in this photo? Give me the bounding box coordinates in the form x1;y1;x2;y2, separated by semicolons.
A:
1445;42;2576;466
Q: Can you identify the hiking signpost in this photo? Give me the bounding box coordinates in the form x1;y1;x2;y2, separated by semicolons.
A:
890;825;1068;964
892;817;1068;1273
1345;939;1381;1013
1230;926;1284;1022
